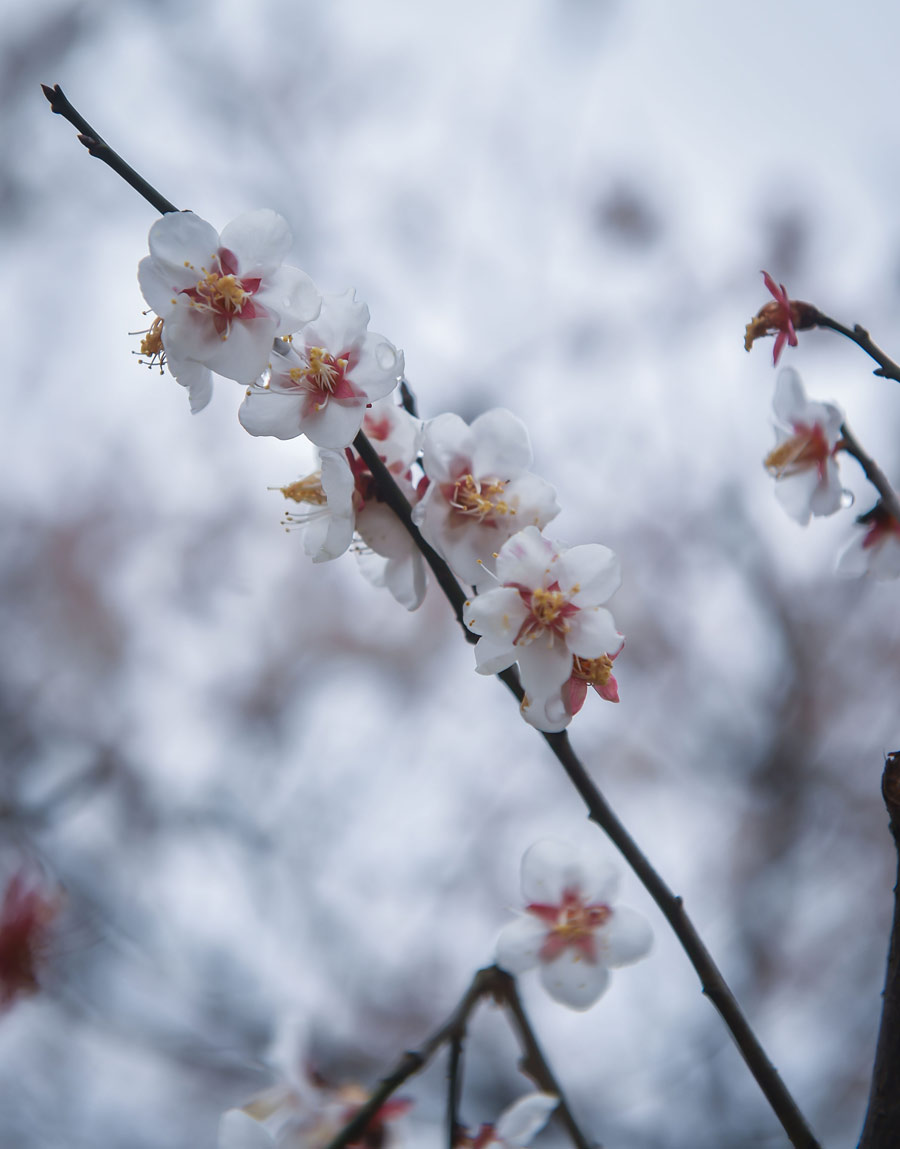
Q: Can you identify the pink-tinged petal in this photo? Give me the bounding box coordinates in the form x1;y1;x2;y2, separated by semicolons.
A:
596;905;653;967
538;948;610;1011
218;209;292;277
493;1093;558;1146
520;840;585;905
565;607;621;659
495;914;547;975
558;543;621;603
468;408;533;476
494;526;556;586
772;328;787;365
148;211;220;279
420;412;476;483
239;389;305;440
218;1109;276;1149
259;265;322;330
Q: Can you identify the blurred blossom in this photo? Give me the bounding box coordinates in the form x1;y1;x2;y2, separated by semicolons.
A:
744;270;818;365
836;502;900;580
0;868;61;1011
455;1091;558;1148
496;840;652;1010
764;367;845;525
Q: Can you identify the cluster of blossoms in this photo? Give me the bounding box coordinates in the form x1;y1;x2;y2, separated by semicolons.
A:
138;209;627;728
748;273;900;580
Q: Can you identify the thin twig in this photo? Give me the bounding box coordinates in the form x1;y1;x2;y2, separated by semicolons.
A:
46;85;821;1149
41;83;179;216
858;752;900;1149
446;1028;464;1149
813;313;900;386
838;424;900;525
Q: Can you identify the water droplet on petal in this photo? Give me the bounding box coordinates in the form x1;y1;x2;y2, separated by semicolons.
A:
376;342;397;371
840;488;855;510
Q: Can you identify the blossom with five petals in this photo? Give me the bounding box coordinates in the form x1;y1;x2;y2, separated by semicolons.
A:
764;368;845;525
464;527;622;732
239;291;403;448
455;1092;558;1148
138;210;321;404
496;840;652;1011
836;502;900;580
412;409;560;586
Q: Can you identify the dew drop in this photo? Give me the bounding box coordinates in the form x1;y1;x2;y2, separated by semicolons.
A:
840;488;855;510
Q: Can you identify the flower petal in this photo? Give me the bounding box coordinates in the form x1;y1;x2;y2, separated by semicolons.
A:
493;1092;558;1146
538;948;610;1010
239;389;304;440
495;914;547;974
597;905;653;967
218;209;293;277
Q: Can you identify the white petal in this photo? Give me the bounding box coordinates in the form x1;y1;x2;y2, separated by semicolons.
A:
539;948;610;1010
239;389;304;440
773;467;819;525
807;458;844;518
517;640;573;699
520;840;582;905
218;1110;275;1149
303;289;370;353
148;211;220;278
219;209;292;276
261;265;322;330
772;367;808;425
468;408;533;476
301;397;368;449
558;544;621;603
200;314;278;384
137;257;178;316
520;689;571;733
493;1093;558;1146
465;586;526;641
565;607;622;659
420;412;473;482
495;914;547;974
494;526;557;586
167;355;213;414
597;905;653;967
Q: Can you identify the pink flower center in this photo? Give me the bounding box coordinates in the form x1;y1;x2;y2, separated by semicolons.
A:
445;473;512;524
528;888;611;964
764;422;831;480
512;579;579;645
181;249;261;337
286;346;361;415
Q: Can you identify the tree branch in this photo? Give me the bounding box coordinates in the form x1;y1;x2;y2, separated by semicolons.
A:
45;84;821;1149
838;423;900;525
812;313;900;386
858;752;900;1149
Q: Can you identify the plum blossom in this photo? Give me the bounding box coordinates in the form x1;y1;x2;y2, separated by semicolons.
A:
744;270;818;365
496;840;652;1011
455;1092;558;1148
0;868;61;1010
836;502;900;580
412;409;560;586
239;291;403;447
138;210;321;404
522;646;622;733
279;399;426;608
764;367;845;525
464;526;622;732
218;1059;409;1149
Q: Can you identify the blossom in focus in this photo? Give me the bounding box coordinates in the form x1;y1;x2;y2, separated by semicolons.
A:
138;210;321;401
218;1065;410;1149
496;840;652;1011
0;868;61;1010
464;526;622;732
836;502;900;580
744;270;818;365
455;1092;558;1148
239;291;403;447
280;449;357;564
412;409;560;586
522;646;622;733
764;367;845;525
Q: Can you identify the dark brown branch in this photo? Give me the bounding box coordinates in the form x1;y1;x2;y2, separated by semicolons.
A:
323;966;593;1149
446;1027;464;1149
858;753;900;1149
813;313;900;386
838;424;900;525
41;84;179;216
